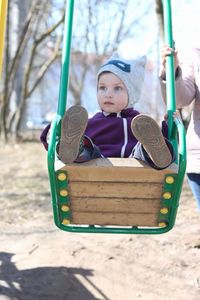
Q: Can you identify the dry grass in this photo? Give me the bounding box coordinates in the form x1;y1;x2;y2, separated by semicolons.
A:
0;142;52;230
0;142;200;300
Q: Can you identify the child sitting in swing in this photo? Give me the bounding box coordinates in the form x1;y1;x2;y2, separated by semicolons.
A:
41;53;175;170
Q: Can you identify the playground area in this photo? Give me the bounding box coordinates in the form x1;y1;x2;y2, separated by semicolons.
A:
0;142;199;300
0;1;199;297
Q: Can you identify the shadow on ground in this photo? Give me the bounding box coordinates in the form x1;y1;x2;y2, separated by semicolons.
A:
0;252;109;300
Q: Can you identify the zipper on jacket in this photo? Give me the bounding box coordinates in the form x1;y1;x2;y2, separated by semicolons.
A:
121;118;128;157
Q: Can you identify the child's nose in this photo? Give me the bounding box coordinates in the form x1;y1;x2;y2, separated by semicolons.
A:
105;88;113;98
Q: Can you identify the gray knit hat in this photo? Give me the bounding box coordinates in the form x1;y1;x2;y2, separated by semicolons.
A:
97;52;146;108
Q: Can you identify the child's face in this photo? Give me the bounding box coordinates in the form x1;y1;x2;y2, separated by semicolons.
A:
97;72;129;113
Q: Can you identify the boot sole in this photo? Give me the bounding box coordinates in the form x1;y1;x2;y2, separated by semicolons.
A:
59;106;88;164
131;114;172;169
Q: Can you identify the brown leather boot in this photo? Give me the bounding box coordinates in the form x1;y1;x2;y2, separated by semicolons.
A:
58;105;88;164
131;114;172;169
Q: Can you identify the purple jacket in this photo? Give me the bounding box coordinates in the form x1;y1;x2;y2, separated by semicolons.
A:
40;108;168;157
85;108;140;157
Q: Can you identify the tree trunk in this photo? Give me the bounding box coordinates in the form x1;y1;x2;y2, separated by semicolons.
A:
155;0;164;39
0;0;63;142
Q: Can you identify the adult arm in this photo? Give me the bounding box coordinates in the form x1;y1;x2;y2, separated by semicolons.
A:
159;45;197;108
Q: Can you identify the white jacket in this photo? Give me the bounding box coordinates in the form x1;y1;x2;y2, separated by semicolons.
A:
160;48;200;173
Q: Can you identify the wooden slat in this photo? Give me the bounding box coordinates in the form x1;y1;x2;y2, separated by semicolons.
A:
58;158;178;183
71;212;158;226
67;167;165;183
69;182;163;198
70;198;161;213
56;157;176;227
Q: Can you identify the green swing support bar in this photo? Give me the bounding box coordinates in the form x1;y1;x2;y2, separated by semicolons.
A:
47;0;186;234
162;0;186;232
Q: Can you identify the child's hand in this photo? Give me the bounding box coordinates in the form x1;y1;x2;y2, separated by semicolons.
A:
164;113;168;121
164;110;183;123
161;44;179;71
173;110;182;123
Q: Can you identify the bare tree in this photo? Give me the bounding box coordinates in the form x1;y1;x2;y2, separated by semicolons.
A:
69;0;152;106
0;0;154;141
0;0;64;141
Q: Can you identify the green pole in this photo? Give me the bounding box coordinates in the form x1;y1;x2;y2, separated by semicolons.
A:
162;0;186;233
162;0;176;136
57;0;74;117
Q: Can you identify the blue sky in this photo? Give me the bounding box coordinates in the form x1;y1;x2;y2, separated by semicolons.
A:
118;0;200;59
53;0;200;58
30;0;200;123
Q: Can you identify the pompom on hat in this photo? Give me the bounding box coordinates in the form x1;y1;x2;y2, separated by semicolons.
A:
97;52;146;108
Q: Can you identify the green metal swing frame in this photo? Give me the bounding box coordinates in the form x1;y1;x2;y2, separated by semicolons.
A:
47;0;186;234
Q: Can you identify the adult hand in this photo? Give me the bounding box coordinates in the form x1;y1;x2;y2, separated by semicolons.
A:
160;44;179;72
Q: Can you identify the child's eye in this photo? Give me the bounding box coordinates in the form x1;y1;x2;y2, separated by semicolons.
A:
99;86;106;91
114;86;123;92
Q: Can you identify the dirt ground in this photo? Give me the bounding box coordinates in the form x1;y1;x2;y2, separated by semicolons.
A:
0;142;200;300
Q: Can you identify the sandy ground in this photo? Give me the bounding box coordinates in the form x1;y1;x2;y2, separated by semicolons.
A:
0;142;200;300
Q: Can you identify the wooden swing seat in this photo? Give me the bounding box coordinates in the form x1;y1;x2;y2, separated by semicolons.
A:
47;0;186;234
56;158;178;228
